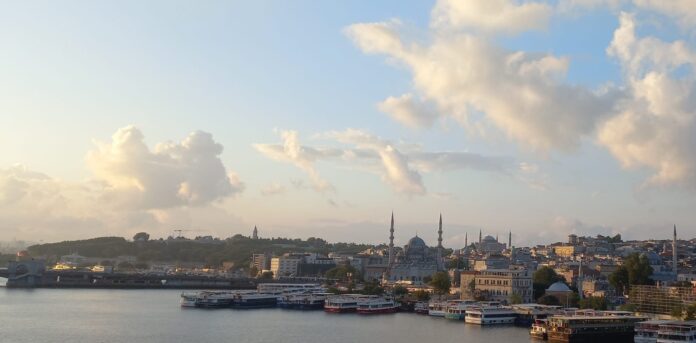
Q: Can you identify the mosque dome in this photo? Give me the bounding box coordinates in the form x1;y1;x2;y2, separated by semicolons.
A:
547;282;571;292
407;236;427;248
482;235;497;242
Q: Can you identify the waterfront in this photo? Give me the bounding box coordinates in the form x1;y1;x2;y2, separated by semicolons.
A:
0;288;530;343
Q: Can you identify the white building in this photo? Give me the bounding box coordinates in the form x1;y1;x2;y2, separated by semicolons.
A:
270;256;301;278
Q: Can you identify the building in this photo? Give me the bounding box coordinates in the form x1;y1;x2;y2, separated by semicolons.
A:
252;226;258;240
384;214;444;285
475;233;506;254
270;255;301;278
251;253;272;272
472;254;510;271
545;282;573;305
460;268;533;303
554;245;580;258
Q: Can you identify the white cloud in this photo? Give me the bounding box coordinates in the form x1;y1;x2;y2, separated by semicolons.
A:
633;0;696;29
599;12;696;189
346;16;615;152
253;130;341;191
431;0;553;34
260;182;286;196
377;93;440;129
87;125;243;209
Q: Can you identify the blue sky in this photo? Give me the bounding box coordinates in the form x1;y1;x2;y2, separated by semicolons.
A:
1;0;695;246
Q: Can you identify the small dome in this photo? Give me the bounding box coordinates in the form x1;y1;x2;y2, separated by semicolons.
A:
547;282;571;292
407;236;427;247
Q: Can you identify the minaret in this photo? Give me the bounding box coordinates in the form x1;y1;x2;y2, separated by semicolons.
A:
438;214;443;249
252;226;258;240
479;229;482;245
578;255;584;300
496;234;499;242
465;232;468;248
388;212;395;267
508;230;512;249
673;224;678;273
437;214;443;270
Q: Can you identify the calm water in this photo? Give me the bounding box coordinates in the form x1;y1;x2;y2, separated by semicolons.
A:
0;287;532;343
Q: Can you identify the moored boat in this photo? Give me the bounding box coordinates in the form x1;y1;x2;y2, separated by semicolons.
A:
357;297;399;314
324;295;361;313
635;320;672;343
465;305;517;325
656;321;696;343
530;318;548;340
180;292;198;307
230;292;278;309
428;301;447;317
444;300;476;320
546;315;646;342
278;293;326;310
414;301;429;314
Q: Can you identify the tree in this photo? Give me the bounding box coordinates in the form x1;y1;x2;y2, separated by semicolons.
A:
509;293;523;305
671;304;684;319
362;280;384;295
413;289;431;301
392;285;409;297
533;266;564;299
429;272;451;296
610;253;653;295
579;296;608;310
325;265;359;281
249;266;259;277
685;304;696;320
133;232;150;242
608;234;622;244
538;294;561;306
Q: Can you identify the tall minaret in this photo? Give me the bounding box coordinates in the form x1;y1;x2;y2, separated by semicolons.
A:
437;214;443;270
673;224;678;273
438;214;443;249
578;255;584;300
388;212;395;267
465;232;468;248
479;229;482;245
508;230;512;249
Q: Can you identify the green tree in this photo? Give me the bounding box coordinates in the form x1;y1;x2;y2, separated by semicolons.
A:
249;266;259;277
392;285;409;297
362;280;384;295
579;296;608;310
429;272;451;296
133;232;150;242
533;266;564;299
537;294;561;306
325;265;359;281
509;293;523;304
671;304;684;319
610;253;653;295
608;234;622;243
413;289;431;301
685;304;696;320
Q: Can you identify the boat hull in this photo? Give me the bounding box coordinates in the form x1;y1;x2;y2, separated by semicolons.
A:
357;307;398;314
548;331;634;343
324;307;357;313
445;313;465;320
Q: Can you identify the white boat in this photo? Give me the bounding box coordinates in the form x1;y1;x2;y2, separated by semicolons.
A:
636;320;672;343
325;294;364;313
180;292;198;307
530;318;548;340
357;297;399;314
428;301;447;317
465;305;516;325
278;293;327;310
257;283;324;294
657;321;696;343
444;300;476;320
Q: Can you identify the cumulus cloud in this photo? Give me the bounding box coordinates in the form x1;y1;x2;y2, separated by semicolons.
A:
256;129;536;196
599;12;696;189
345;9;615;152
377;94;440;129
253;130;341;191
633;0;696;29
0;127;246;241
431;0;552;34
87;125;244;209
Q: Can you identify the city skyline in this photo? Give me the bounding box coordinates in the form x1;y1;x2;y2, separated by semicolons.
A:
2;0;696;246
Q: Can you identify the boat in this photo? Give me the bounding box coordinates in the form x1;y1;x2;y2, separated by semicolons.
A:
230;292;278;309
324;295;361;313
180;292;198;307
278;293;326;310
194;291;236;308
530;318;548;340
546;315;647;342
414;301;429;314
357;297;399;314
444;300;476;320
656;321;696;343
428;301;447;317
465;305;517;325
257;283;324;294
513;304;562;326
635;320;672;343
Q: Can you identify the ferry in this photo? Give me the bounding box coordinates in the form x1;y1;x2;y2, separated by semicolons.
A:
356;297;399;314
465;305;517;325
546;315;647;342
230;292;278;309
635;320;673;343
513;304;562;326
278;293;326;310
656;321;696;343
324;295;361;313
194;291;236;308
444;300;476;320
257;283;324;294
428;301;447;317
180;292;198;307
414;301;429;315
530;318;548;340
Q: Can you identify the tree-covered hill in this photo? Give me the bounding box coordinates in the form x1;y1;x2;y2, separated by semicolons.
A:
25;234;373;268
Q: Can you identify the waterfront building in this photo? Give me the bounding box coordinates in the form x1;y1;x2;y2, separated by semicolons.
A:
270;255;302;278
251;253;272;272
459;268;533;303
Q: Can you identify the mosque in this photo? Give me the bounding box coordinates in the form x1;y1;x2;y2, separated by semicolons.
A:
383;213;445;285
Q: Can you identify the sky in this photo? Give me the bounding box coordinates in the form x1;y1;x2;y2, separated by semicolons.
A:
1;0;695;247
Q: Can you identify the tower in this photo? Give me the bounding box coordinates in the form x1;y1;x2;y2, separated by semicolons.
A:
577;254;584;300
437;214;443;270
252;226;258;240
508;230;512;249
465;232;468;248
479;229;482;245
388;212;395;267
673;224;678;273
